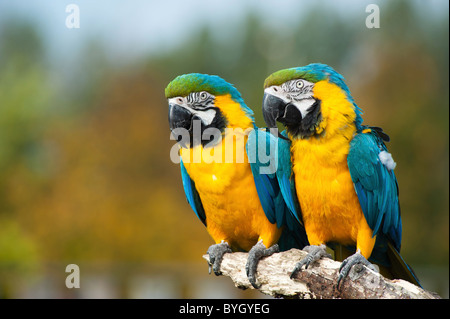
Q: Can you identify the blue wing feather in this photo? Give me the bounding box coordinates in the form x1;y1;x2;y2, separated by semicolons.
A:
247;129;279;226
348;130;421;287
247;129;308;250
180;159;207;226
347;131;401;250
276;131;303;225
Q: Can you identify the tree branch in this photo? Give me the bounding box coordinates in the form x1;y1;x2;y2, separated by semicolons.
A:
203;248;440;299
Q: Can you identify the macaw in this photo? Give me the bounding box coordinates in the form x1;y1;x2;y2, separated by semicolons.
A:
261;63;421;287
165;73;308;288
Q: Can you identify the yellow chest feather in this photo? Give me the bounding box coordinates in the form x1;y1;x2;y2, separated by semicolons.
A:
291;118;364;246
180;130;279;251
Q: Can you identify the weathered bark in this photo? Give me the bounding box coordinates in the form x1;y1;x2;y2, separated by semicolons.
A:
203;248;440;299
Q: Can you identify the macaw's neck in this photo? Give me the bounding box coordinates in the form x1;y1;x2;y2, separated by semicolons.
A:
215;94;255;130
180;127;252;194
180;126;251;162
289;80;357;164
179;93;255;168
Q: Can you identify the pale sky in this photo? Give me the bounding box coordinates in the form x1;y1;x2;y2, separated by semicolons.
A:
0;0;447;64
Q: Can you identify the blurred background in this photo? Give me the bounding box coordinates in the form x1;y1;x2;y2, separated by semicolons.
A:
0;0;448;298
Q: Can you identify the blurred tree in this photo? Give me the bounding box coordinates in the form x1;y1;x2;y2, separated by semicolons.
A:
0;20;50;298
0;217;39;298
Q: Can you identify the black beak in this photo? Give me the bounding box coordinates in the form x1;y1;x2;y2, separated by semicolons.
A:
168;103;192;131
262;93;290;140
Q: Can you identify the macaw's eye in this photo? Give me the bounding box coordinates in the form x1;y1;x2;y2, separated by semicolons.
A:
200;91;208;101
296;80;304;89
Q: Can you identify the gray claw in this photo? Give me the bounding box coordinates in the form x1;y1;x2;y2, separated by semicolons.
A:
290;244;331;279
206;241;232;276
337;251;378;289
246;241;279;289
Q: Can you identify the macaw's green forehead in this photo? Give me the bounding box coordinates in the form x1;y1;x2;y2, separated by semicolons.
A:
165;73;255;121
264;63;344;88
165;73;241;101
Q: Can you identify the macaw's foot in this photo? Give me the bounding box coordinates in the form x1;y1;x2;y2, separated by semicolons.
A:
290;244;331;279
206;241;232;276
337;250;378;289
246;240;279;289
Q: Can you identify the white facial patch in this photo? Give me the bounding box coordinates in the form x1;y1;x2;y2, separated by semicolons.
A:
378;150;397;170
291;98;316;118
193;108;216;125
168;97;217;125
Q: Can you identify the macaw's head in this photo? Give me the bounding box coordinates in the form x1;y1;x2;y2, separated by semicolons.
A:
165;73;254;148
262;63;363;140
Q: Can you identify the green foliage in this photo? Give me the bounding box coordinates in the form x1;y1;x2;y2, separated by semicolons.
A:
0;217;40;298
0;217;39;272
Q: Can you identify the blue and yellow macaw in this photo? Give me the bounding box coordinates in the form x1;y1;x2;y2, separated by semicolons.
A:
165;73;308;288
262;63;421;287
